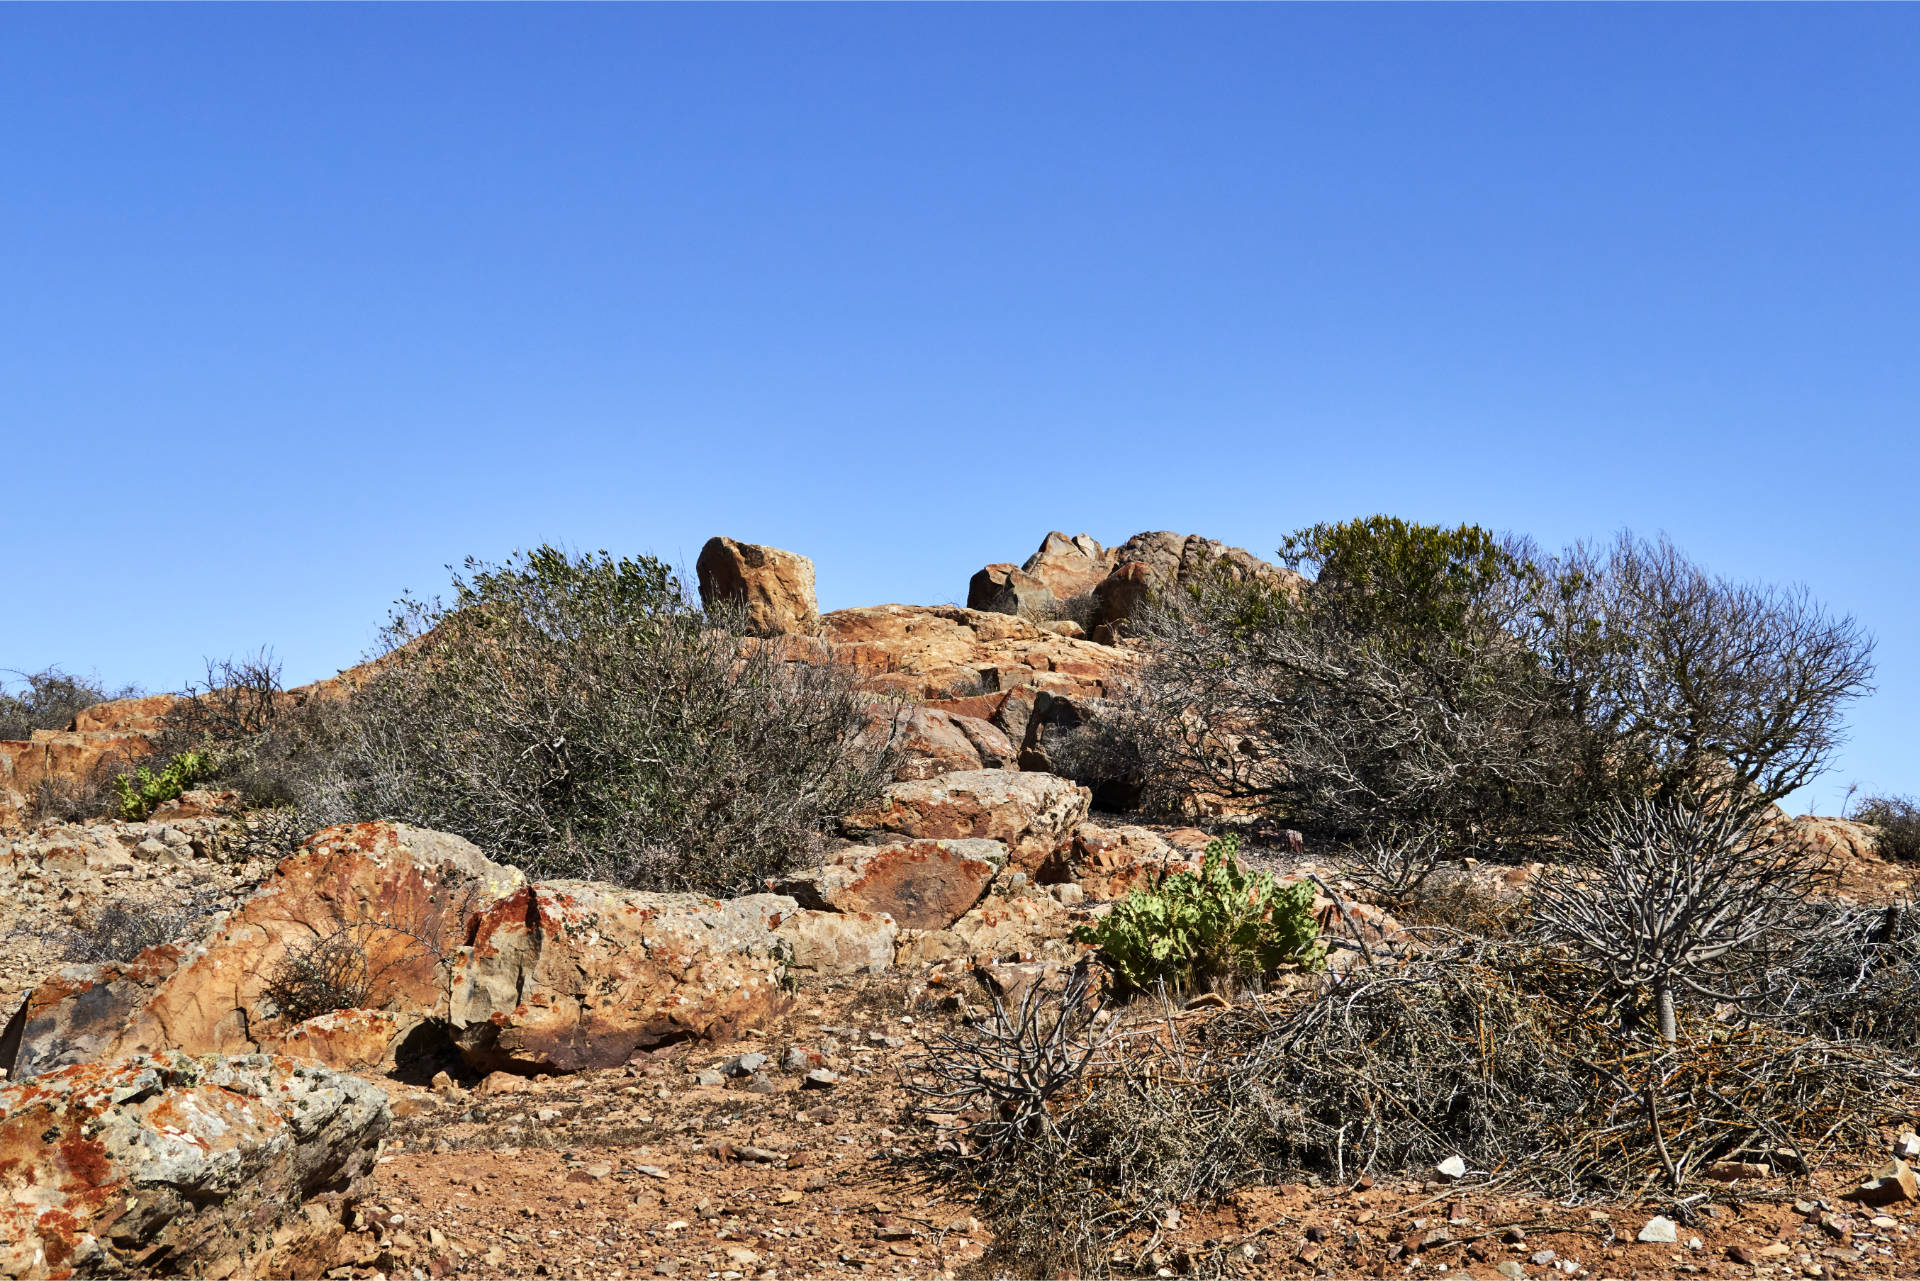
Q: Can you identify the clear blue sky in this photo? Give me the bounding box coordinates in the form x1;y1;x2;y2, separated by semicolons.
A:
5;6;1915;813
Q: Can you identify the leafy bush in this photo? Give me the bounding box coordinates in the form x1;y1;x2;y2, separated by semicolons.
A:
1851;793;1920;862
111;751;209;821
297;546;897;894
1074;834;1322;992
0;666;141;741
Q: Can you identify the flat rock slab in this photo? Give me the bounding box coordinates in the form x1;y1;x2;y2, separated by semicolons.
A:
841;771;1090;875
778;838;1006;930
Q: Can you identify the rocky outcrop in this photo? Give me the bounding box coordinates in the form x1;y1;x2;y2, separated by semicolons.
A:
865;704;1016;781
696;537;820;637
967;533;1116;618
895;891;1077;968
446;885;794;1075
776;837;1007;930
0;1052;387;1280
841;770;1090;876
1090;531;1302;636
822;604;1140;702
2;822;524;1081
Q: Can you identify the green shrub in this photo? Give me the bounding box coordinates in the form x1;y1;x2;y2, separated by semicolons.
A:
1074;834;1323;992
112;751;209;821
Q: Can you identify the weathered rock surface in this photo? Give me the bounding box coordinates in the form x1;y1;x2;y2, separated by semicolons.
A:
3;822;523;1080
774;909;898;977
895;891;1077;968
864;704;1016;782
1091;530;1302;636
1070;822;1192;899
0;1052;388;1280
776;838;1007;930
447;885;794;1075
965;564;1054;618
821;604;1140;702
841;770;1091;875
696;536;820;637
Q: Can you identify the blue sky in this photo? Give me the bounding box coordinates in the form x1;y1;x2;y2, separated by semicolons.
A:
4;6;1916;813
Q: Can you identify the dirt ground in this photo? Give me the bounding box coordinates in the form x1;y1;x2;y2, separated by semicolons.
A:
337;967;1920;1281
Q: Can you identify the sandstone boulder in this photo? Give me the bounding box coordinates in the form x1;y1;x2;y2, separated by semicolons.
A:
446;885;794;1075
966;564;1054;618
2;822;523;1080
842;770;1091;875
1090;531;1303;635
696;536;819;637
865;704;1016;782
776;837;1007;930
0;1052;387;1280
1782;814;1879;863
774;909;898;977
821;604;1140;702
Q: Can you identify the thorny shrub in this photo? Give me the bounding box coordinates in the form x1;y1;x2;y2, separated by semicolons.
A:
1851;793;1920;863
0;666;140;742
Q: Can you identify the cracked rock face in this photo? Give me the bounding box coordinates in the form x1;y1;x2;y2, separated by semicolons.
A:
840;770;1091;875
0;1051;389;1280
446;884;796;1076
2;822;525;1081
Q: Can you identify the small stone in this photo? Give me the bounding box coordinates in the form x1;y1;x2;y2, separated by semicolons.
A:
653;1261;679;1278
777;1189;804;1204
1897;1132;1920;1160
1304;1226;1328;1243
725;1053;769;1076
430;1071;454;1095
1728;1245;1757;1265
1638;1216;1679;1244
1448;1202;1468;1223
691;1070;726;1087
802;1069;839;1090
1531;1250;1558;1266
1435;1156;1468;1181
1501;1228;1527;1245
1850;1158;1920;1206
1497;1263;1527;1280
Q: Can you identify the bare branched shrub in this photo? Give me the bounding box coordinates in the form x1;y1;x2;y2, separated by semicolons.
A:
263;932;375;1024
1534;801;1827;1041
0;666;141;741
908;961;1108;1157
1541;534;1875;823
1123;520;1565;840
306;547;898;894
160;649;287;751
1343;823;1448;905
59;891;221;964
1850;793;1920;863
924;945;1920;1277
1757;901;1920;1051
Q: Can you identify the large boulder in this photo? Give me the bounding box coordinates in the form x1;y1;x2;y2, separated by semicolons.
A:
1070;822;1194;899
696;536;820;637
1;822;524;1081
865;704;1016;781
896;892;1076;968
446;885;794;1075
0;1052;388;1280
776;837;1007;930
967;533;1117;617
966;564;1055;618
842;770;1091;876
1090;531;1303;637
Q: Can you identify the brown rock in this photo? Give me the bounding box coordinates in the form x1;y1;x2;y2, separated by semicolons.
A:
0;1052;388;1280
2;822;524;1080
842;770;1091;875
1071;822;1192;899
820;604;1140;702
967;564;1054;617
1848;1158;1920;1205
865;704;1016;782
776;838;1007;930
1089;531;1304;636
446;885;793;1074
695;536;819;637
